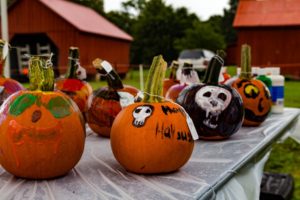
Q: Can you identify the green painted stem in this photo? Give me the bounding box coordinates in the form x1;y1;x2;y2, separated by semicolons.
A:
143;55;167;103
240;44;252;80
29;54;54;91
66;47;79;79
203;51;225;85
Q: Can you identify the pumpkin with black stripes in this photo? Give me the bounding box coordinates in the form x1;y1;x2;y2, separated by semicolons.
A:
230;45;271;126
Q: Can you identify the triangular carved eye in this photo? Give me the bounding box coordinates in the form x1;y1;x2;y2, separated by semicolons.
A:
9;94;37;116
45;96;72;119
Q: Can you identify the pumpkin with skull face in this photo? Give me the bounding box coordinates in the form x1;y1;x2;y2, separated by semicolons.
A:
230;44;272;126
0;55;85;179
177;53;244;140
111;55;194;174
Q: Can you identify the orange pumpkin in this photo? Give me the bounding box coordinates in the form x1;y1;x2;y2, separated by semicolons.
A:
86;59;139;137
0;39;24;105
230;44;271;126
0;55;85;179
111;55;194;174
55;47;92;114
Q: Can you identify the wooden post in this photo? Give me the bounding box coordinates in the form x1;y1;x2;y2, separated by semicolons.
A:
1;0;10;77
139;64;144;91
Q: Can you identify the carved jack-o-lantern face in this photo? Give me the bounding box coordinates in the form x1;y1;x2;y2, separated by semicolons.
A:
0;90;85;179
232;79;272;126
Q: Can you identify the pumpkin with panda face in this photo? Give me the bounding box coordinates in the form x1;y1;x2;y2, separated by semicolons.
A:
0;55;85;179
230;44;272;126
177;52;244;140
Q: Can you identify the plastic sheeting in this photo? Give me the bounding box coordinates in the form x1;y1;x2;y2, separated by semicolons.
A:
0;108;299;200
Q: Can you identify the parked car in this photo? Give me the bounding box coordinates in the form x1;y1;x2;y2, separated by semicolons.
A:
177;49;215;80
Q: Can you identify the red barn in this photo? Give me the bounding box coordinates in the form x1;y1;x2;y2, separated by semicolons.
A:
233;0;300;77
1;0;132;80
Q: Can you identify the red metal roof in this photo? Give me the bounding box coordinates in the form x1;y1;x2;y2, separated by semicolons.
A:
39;0;133;41
234;0;300;27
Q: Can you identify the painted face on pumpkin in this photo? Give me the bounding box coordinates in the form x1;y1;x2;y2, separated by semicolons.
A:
6;93;72;166
195;86;232;129
132;105;153;127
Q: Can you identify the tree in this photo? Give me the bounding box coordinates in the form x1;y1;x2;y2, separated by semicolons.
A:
222;0;239;44
130;0;199;64
71;0;104;14
174;21;226;53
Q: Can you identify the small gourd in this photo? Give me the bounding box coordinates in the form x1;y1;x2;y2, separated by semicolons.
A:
55;47;92;115
0;39;24;105
111;55;194;174
86;59;139;137
0;54;85;179
230;44;272;126
177;52;244;140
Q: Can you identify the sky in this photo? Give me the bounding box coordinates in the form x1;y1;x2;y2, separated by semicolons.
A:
104;0;230;21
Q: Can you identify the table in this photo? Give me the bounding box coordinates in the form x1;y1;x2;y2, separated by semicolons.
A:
0;108;299;200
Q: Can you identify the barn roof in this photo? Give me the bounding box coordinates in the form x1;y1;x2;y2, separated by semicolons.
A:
39;0;133;41
233;0;300;27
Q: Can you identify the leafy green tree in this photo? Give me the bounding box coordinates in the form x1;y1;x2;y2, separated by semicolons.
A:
174;21;226;53
222;0;239;44
131;0;198;64
71;0;104;14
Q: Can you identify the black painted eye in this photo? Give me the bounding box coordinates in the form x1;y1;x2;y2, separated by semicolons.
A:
146;108;151;113
135;108;141;113
218;93;227;101
203;92;211;97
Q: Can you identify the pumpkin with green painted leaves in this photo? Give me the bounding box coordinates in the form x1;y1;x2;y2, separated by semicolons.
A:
0;55;85;179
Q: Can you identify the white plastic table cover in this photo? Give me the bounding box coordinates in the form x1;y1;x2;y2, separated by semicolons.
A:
0;108;299;200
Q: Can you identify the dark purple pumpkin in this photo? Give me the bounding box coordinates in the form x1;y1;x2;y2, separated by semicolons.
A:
177;53;244;140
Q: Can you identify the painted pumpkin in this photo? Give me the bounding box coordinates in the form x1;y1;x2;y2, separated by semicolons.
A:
230;44;272;126
111;55;194;174
0;54;85;179
177;53;244;140
55;47;92;114
165;62;199;101
86;59;139;137
163;61;179;96
0;39;24;105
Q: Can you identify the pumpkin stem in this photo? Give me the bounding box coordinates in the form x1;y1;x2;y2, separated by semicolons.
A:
66;47;80;79
240;44;252;80
28;54;54;91
143;55;167;103
93;58;124;90
169;61;179;80
0;39;10;77
203;50;225;85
